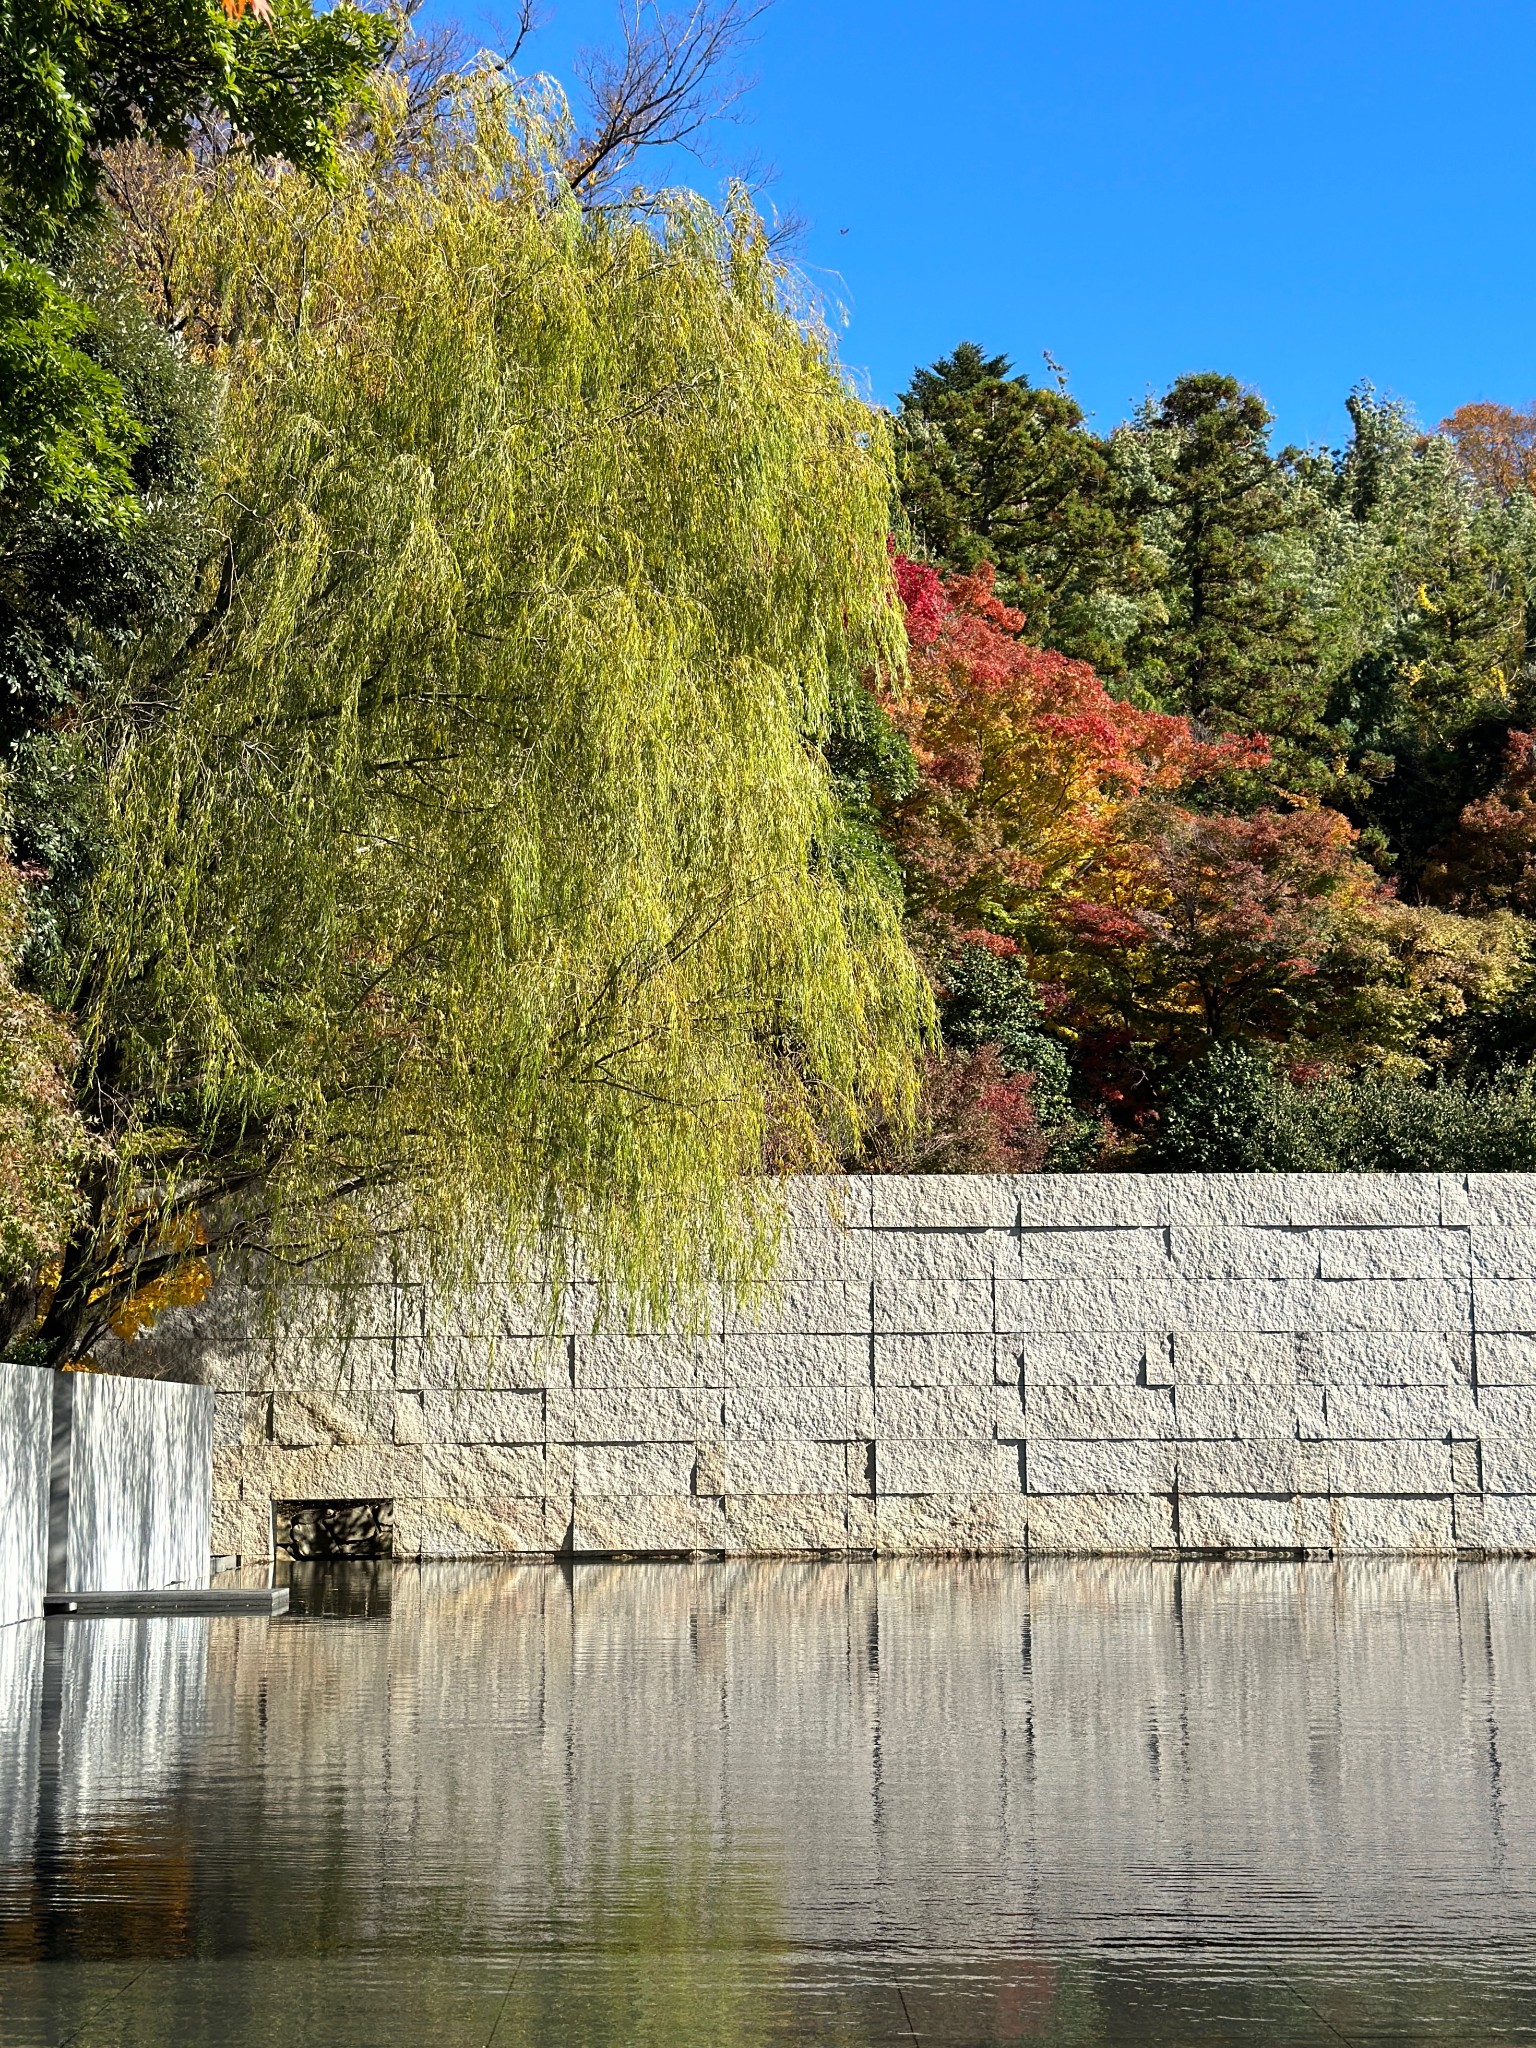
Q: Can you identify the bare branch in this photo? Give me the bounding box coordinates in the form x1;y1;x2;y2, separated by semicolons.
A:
503;0;541;68
565;0;770;206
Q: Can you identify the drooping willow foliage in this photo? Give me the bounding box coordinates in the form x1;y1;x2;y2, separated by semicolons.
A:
42;71;928;1355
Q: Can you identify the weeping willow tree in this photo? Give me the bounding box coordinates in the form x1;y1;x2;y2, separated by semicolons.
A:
26;70;928;1364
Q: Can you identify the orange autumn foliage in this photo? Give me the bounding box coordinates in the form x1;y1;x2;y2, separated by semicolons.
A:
883;557;1268;948
1440;401;1536;501
882;558;1410;1128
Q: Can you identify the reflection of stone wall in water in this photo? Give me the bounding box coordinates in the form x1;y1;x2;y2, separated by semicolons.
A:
108;1173;1536;1560
184;1560;1536;1957
6;1560;1535;2043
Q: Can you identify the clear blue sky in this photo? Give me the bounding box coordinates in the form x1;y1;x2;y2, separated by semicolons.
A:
430;0;1536;451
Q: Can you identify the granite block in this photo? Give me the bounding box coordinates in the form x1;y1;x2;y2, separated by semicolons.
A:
548;1386;721;1443
1178;1496;1309;1550
1025;1492;1177;1552
1025;1440;1176;1495
1176;1439;1297;1495
723;1493;851;1553
865;1493;1032;1554
571;1494;727;1554
872;1280;994;1334
724;1333;870;1389
726;1284;871;1337
1012;1229;1170;1279
873;1332;996;1387
575;1334;720;1388
1480;1493;1536;1552
1313;1228;1471;1280
870;1230;1006;1282
1330;1496;1456;1553
874;1384;995;1437
875;1438;1020;1496
699;1439;849;1495
724;1384;870;1440
997;1332;1151;1385
1323;1385;1479;1440
1022;1380;1176;1438
1169;1228;1319;1280
421;1390;547;1445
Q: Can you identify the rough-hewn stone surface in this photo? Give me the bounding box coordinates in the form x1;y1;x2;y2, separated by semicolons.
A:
121;1172;1536;1559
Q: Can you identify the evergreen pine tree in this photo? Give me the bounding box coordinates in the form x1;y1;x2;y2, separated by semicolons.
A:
895;342;1144;673
1123;372;1330;788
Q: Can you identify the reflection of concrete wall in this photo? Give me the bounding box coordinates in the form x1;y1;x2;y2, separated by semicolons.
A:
0;1362;50;1625
0;1619;42;1866
118;1172;1536;1559
46;1614;209;1826
53;1373;213;1593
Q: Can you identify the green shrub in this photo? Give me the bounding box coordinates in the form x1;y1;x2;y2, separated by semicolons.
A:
938;942;1100;1169
1157;1043;1536;1171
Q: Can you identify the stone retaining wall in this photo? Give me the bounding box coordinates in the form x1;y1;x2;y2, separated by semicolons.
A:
143;1173;1536;1560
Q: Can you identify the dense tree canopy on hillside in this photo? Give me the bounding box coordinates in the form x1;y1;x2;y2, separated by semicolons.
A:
11;0;1536;1358
895;343;1144;674
888;347;1536;1167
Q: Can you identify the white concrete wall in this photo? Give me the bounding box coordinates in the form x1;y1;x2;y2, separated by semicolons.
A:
127;1172;1536;1560
50;1371;213;1594
0;1360;50;1624
2;1363;212;1617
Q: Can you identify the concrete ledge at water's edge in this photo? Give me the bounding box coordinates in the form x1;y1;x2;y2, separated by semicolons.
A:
107;1171;1536;1562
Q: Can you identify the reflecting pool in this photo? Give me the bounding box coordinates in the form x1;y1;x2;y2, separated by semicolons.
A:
3;1558;1536;2045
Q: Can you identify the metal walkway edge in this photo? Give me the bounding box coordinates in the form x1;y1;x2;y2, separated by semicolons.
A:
44;1585;289;1617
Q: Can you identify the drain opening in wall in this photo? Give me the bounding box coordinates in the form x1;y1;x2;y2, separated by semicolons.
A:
274;1499;395;1560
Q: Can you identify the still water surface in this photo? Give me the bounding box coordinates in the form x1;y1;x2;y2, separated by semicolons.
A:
2;1558;1536;2046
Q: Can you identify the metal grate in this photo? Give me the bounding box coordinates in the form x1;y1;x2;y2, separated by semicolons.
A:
273;1498;395;1561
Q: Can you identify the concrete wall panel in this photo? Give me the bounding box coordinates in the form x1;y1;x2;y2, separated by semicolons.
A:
0;1361;50;1624
60;1373;213;1593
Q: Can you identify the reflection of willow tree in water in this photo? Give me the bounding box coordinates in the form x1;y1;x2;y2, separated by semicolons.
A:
496;1813;810;2048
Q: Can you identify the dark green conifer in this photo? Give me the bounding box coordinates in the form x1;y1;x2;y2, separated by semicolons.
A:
896;342;1144;673
1123;372;1330;789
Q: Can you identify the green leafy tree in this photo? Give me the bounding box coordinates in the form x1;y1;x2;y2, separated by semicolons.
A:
0;0;388;1337
0;0;391;242
936;939;1082;1138
896;342;1145;672
1119;372;1328;788
16;72;930;1364
2;231;214;979
0;242;142;527
1297;390;1536;882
